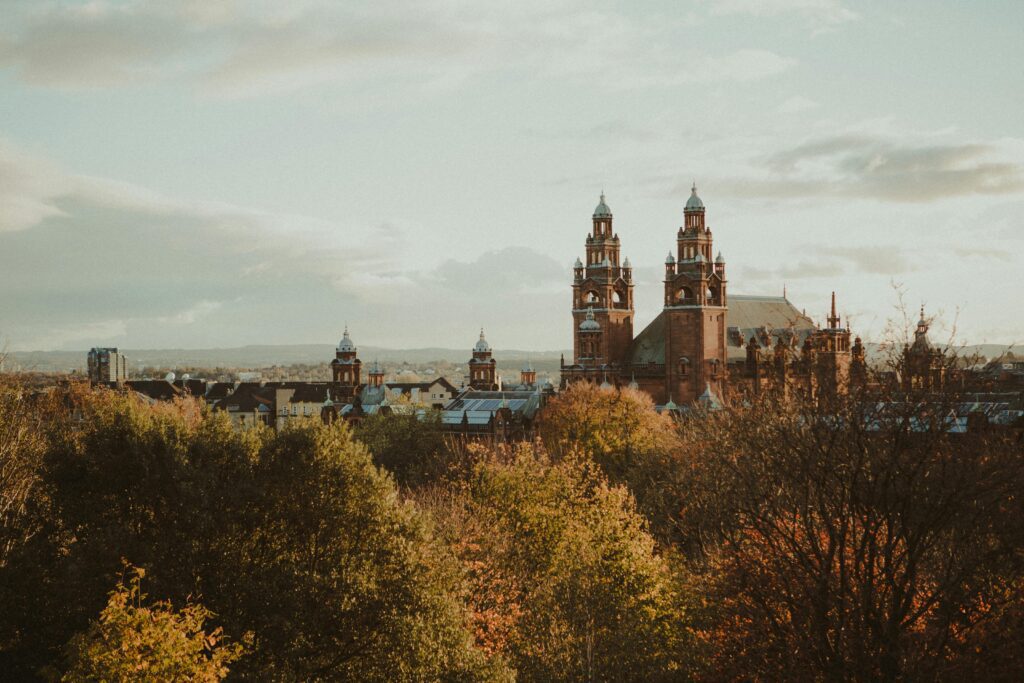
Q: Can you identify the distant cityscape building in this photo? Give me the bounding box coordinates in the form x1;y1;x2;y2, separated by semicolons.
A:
87;347;127;384
561;188;865;404
77;187;1021;435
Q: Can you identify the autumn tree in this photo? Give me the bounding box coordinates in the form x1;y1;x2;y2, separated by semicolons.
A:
424;445;694;682
0;378;50;568
0;387;508;681
61;566;245;682
672;385;1024;681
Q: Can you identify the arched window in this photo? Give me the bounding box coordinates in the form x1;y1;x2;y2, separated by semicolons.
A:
612;290;624;304
585;291;600;304
679;356;690;375
676;286;694;303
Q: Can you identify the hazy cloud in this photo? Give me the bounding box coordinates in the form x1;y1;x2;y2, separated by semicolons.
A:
718;134;1024;202
742;244;915;284
816;246;916;275
708;0;858;27
0;140;569;350
0;1;796;97
777;95;819;114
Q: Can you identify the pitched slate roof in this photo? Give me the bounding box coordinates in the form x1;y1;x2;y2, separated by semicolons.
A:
628;294;817;365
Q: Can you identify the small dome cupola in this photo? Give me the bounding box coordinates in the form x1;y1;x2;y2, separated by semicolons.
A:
474;328;492;353
337;326;356;352
715;251;725;264
574;256;583;268
593;192;612;218
685;183;705;212
665;251;676;264
579;307;601;331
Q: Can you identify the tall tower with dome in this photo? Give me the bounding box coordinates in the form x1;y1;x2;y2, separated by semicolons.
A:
569;193;635;379
331;326;362;391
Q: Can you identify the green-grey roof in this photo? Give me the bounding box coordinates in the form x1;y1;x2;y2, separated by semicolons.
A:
627;294;817;365
685;184;704;211
593;193;612;217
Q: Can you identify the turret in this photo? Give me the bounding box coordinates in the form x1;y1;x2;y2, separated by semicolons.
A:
469;329;498;390
331;325;362;387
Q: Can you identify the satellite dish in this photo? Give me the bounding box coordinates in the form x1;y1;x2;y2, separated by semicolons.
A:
165;372;176;382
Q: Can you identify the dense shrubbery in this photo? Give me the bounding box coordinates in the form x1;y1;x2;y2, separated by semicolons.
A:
1;375;1022;681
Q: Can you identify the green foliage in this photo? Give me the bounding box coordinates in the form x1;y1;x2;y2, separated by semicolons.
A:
539;383;677;476
223;419;506;680
354;410;451;486
62;566;245;682
438;446;693;682
0;388;506;681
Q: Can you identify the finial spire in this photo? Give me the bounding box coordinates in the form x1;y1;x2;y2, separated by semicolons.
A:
828;292;840;329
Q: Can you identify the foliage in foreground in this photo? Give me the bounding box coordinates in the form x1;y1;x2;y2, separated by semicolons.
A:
4;370;1024;682
61;566;245;682
0;385;506;681
420;446;693;682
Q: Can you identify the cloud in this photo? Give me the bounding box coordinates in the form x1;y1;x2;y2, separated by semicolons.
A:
0;1;796;97
816;246;915;275
0;139;572;350
741;245;915;284
716;134;1024;203
777;95;819;114
708;0;858;27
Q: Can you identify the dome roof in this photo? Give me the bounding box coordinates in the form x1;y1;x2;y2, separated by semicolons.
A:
665;251;676;264
579;307;601;331
574;256;583;268
369;359;384;375
593;192;612;217
337;326;356;352
715;251;725;264
623;256;631;268
685;183;704;211
474;328;491;353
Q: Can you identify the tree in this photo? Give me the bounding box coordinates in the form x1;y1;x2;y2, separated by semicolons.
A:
353;410;451;487
62;566;245;682
671;386;1024;681
539;383;677;476
425;445;693;682
0;378;49;568
0;387;508;680
539;382;685;545
219;419;509;680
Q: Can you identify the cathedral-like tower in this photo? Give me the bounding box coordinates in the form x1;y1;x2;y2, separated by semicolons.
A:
468;329;498;390
571;193;635;376
811;292;853;397
661;185;728;404
331;326;362;392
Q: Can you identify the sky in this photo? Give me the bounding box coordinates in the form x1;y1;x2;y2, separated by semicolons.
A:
1;0;1022;352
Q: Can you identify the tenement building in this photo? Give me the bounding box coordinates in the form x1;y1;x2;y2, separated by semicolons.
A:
561;187;865;404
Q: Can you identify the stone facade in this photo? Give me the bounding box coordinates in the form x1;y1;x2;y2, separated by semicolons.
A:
562;188;863;406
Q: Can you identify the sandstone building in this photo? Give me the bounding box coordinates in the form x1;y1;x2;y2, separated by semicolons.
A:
561;188;865;404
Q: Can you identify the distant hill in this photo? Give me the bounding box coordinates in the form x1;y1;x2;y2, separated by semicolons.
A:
3;345;571;373
4;342;1015;375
